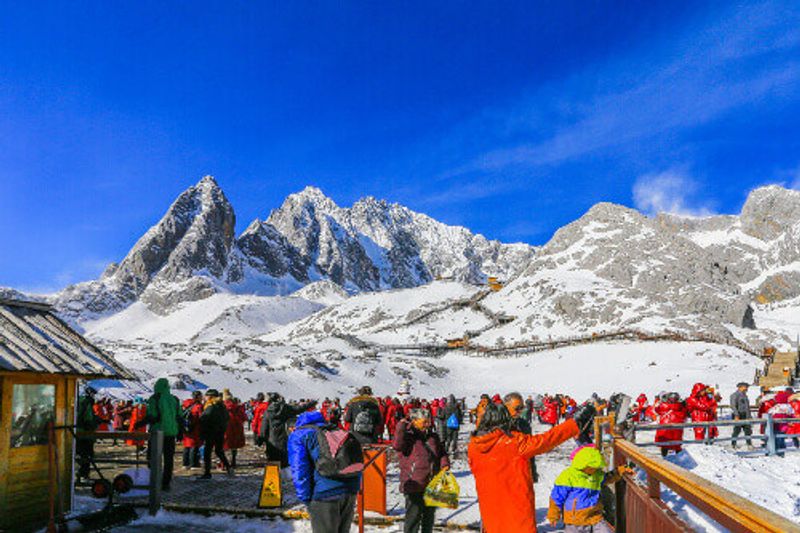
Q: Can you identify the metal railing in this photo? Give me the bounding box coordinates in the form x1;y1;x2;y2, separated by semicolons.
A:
631;416;800;456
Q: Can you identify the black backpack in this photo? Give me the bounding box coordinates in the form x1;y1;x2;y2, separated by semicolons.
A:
353;409;376;435
304;425;364;479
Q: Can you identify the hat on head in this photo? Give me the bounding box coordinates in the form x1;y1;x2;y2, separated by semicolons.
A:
737;382;750;388
205;389;220;397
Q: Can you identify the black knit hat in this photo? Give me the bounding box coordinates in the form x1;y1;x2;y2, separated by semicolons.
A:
205;388;220;397
736;382;750;388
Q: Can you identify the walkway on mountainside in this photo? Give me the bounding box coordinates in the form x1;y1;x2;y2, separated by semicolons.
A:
371;288;513;335
759;350;800;389
335;328;763;362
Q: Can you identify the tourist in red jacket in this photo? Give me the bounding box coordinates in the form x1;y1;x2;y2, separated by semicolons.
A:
182;391;204;468
655;393;686;456
632;393;649;423
685;383;719;441
251;393;268;445
223;393;247;468
385;399;401;439
541;396;559;427
93;398;112;431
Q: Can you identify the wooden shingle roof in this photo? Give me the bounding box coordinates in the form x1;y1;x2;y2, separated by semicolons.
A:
0;299;134;378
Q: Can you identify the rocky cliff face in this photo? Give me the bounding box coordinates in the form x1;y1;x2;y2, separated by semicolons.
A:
48;177;536;320
265;187;535;291
659;185;800;303
472;201;754;347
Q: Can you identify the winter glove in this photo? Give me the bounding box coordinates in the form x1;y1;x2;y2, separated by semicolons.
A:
572;402;596;444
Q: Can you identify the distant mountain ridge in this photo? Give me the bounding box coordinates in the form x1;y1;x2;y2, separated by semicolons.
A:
47;176;537;320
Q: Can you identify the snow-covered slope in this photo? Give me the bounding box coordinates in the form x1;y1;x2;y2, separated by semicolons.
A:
84;293;323;344
103;338;759;403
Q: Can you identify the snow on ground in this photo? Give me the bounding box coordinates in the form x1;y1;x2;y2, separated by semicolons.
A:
102;339;761;404
663;445;800;531
84;293;323;344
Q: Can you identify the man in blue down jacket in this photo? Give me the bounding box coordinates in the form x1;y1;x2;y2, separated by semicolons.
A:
288;410;362;533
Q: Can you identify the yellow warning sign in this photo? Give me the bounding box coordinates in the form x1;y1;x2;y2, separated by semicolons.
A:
258;462;282;508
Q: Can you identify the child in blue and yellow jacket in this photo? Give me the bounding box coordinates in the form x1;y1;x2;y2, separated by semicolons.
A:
547;445;632;532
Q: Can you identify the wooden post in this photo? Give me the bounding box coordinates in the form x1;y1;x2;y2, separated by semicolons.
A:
613;443;627;532
647;473;660;500
47;422;56;533
148;430;163;516
357;475;365;533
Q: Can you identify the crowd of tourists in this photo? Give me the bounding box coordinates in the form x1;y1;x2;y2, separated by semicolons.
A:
73;379;800;533
623;382;800;456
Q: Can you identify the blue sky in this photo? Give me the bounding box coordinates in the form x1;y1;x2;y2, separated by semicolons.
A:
2;2;800;292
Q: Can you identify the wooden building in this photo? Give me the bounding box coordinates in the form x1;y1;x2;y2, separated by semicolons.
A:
0;299;133;531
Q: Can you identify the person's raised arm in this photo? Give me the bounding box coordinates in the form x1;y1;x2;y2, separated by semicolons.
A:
516;419;579;459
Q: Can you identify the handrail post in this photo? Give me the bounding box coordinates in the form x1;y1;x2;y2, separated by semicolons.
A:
148;430;163;516
647;474;660;499
765;414;777;457
613;443;626;532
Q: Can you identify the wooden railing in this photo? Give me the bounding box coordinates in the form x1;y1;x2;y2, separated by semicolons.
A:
613;439;800;532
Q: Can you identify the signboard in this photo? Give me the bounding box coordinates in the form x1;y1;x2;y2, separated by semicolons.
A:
258;462;282;508
362;447;387;515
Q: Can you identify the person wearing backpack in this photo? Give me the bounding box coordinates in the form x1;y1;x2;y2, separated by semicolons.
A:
436;394;461;456
344;386;383;444
393;409;450;533
288;409;363;533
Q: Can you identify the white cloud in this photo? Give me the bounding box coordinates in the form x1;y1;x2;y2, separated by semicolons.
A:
632;170;714;217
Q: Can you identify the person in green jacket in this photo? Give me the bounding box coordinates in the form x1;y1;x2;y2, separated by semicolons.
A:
139;378;182;490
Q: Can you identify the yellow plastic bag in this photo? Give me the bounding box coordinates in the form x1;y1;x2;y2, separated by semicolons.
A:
423;469;460;509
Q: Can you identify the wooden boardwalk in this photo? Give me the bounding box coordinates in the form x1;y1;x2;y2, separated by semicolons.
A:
759;350;799;389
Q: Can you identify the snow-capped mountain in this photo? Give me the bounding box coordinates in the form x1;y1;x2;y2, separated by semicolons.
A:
265;186;535;291
48;176;536;321
13;178;800;405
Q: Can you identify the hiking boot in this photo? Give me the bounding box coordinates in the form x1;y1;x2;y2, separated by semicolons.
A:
226;466;235;477
197;473;212;480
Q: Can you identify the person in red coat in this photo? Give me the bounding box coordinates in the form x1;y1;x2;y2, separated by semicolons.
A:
757;389;776;436
251;393;269;445
126;399;147;448
785;391;800;449
632;393;649;423
685;383;719;441
93;398;112;431
182;391;204;468
541;396;559;427
223;393;247;468
655;393;686;456
385;398;401;439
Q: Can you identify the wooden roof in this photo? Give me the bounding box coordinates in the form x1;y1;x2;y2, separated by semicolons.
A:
0;299;134;378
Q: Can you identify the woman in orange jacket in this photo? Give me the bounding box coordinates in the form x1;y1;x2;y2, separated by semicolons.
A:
468;402;595;533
